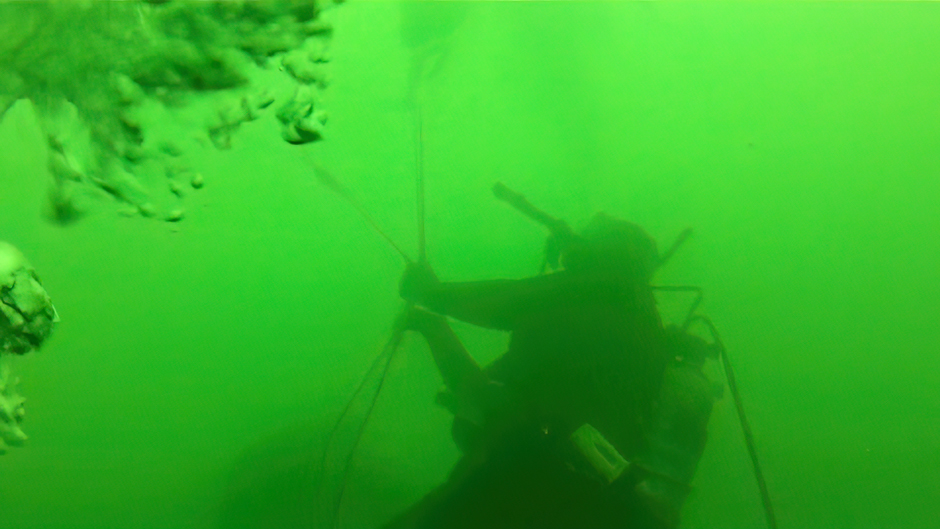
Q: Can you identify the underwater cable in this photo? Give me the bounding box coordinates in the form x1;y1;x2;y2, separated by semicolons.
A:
319;321;406;529
650;285;777;528
688;314;778;529
308;99;429;529
416;100;427;264
328;97;430;529
310;163;414;263
651;283;777;529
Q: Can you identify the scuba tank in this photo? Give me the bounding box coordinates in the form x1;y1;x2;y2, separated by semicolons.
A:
634;324;723;522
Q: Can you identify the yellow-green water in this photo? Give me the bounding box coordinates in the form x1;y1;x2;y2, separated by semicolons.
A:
1;2;938;528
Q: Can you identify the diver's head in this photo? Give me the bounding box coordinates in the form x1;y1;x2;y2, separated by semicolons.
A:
559;213;659;283
0;242;58;355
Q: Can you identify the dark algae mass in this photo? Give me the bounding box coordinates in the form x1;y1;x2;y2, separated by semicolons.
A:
1;2;938;529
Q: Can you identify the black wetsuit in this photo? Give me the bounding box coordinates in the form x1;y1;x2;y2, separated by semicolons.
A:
386;270;672;529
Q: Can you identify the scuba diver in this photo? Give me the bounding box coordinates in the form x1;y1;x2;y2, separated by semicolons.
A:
382;184;721;529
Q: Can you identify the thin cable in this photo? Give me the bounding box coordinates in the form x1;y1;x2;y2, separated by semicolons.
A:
308;328;395;529
329;323;405;529
316;98;430;528
415;99;426;263
311;86;432;527
688;315;778;529
311;162;413;263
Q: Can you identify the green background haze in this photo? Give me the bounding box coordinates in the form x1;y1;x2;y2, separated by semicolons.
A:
1;2;938;528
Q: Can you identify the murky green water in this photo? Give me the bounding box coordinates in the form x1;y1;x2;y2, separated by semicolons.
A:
1;2;938;528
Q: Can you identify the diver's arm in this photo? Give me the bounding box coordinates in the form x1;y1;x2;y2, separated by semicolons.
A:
400;262;621;330
418;278;552;330
420;272;625;331
400;260;572;330
404;308;490;412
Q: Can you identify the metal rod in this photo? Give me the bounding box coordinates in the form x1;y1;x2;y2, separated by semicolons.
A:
492;182;570;237
657;228;692;270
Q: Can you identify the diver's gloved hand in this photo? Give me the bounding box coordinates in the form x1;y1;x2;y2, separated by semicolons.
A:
399;260;439;306
0;242;58;355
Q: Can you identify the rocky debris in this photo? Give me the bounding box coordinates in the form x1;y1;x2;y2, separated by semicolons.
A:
190;172;205;190
277;85;328;145
0;0;337;225
0;242;58;456
0;360;27;455
0;242;58;357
